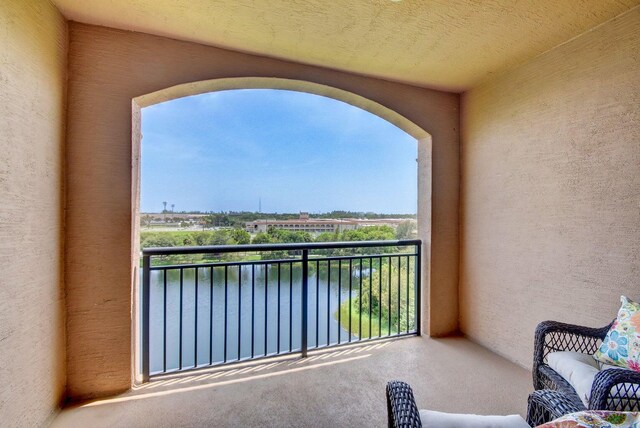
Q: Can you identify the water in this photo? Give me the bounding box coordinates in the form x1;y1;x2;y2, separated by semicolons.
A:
147;263;361;373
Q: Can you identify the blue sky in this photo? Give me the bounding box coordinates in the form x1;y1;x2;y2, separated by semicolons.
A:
141;89;417;214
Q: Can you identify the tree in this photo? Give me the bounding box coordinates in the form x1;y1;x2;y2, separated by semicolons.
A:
342;225;395;241
315;231;339;243
252;232;272;244
395;221;416;239
231;228;251;245
181;234;195;246
208;230;231;245
140;232;176;248
192;231;212;246
265;228;312;244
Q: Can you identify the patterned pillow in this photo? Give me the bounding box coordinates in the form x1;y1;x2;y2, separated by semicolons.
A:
593;296;640;372
536;410;640;427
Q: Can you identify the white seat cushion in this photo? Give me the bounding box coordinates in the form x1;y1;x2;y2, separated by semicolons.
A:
419;410;529;427
547;351;600;406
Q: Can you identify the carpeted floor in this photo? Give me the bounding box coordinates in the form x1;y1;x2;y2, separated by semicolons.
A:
52;336;532;427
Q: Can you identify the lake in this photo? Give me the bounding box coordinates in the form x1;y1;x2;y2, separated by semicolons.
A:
147;263;367;373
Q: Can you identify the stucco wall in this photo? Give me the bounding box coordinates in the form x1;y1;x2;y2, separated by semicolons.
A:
66;23;459;398
0;0;68;425
460;7;640;368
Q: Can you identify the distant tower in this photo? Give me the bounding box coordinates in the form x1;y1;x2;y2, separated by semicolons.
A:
171;204;175;213
162;201;168;213
259;197;262;213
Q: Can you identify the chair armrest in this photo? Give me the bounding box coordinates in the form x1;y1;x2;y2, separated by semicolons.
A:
527;389;584;426
386;381;422;428
534;320;612;367
589;368;640;411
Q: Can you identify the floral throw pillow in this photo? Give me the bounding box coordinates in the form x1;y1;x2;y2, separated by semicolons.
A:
593;296;640;372
536;410;640;427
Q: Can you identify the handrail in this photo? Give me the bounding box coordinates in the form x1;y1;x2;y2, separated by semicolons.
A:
141;239;421;382
142;239;421;255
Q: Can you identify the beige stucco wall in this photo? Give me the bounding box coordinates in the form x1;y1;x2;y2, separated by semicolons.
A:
65;23;459;398
460;7;640;368
0;0;68;425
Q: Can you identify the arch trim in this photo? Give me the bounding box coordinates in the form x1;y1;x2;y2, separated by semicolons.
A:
133;77;431;140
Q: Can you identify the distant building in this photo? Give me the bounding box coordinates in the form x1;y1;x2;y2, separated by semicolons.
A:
245;218;351;234
140;212;209;229
245;213;412;234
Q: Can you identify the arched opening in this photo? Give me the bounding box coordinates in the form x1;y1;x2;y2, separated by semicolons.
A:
131;78;432;382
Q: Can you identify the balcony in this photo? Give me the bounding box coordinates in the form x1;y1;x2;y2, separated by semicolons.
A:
4;1;639;427
52;240;534;426
51;240;534;427
53;336;531;427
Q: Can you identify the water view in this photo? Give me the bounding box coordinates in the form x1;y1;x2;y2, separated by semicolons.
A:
146;256;417;374
139;89;420;376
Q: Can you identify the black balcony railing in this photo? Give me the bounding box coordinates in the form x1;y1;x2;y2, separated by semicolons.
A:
141;240;421;380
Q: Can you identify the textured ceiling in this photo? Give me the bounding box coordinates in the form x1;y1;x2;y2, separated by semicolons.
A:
52;0;640;91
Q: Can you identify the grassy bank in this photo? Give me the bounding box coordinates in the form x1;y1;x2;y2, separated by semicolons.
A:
337;298;395;338
334;257;416;338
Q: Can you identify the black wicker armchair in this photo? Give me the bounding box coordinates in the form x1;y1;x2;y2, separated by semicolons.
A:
386;380;580;427
533;320;640;412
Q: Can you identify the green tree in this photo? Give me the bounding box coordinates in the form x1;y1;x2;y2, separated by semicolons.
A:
395;221;416;239
315;231;339;243
342;225;395;242
208;230;231;245
231;228;251;245
266;228;312;243
338;258;416;338
191;231;209;246
252;232;272;244
181;234;195;246
140;232;177;248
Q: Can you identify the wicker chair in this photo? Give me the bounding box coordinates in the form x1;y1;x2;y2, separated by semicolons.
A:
533;320;640;412
386;380;580;427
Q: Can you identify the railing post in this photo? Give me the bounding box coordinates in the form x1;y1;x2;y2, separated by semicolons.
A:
415;243;421;336
301;249;309;358
142;254;151;382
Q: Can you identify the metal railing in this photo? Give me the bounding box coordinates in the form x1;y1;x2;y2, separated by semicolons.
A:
141;240;421;380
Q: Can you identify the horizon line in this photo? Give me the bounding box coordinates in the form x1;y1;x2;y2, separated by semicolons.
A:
141;210;417;215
